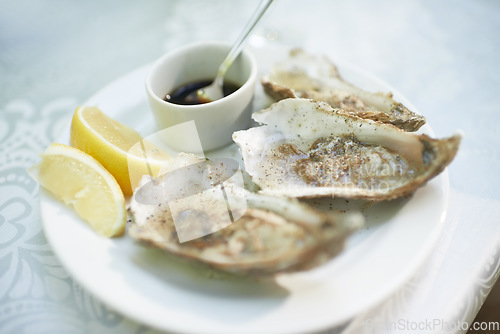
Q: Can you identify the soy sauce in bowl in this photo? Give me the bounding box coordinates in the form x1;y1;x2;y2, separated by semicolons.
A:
164;79;240;105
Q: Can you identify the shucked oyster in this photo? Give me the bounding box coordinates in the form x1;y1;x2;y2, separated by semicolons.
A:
233;98;460;201
261;49;426;132
129;153;363;275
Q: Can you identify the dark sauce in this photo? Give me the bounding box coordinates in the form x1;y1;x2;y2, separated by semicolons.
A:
164;79;240;105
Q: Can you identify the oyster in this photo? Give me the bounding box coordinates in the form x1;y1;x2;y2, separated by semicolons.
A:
232;98;460;201
261;49;426;132
128;153;363;275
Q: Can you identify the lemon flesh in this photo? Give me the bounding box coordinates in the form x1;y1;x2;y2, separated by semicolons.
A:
31;143;126;237
70;106;171;196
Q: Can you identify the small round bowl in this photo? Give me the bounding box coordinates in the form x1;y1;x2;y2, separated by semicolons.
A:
145;41;258;153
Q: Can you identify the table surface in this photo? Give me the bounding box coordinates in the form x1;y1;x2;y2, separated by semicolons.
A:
1;0;499;333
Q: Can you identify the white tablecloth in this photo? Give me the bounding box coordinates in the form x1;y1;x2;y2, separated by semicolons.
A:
1;0;499;333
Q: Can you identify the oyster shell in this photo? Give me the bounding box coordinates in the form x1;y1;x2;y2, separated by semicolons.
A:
232;98;460;201
261;49;426;132
129;153;363;275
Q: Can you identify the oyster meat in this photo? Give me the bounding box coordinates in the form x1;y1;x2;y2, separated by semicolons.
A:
261;49;426;132
129;153;363;275
232;98;460;201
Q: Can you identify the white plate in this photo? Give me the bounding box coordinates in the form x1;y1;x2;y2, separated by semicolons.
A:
40;43;449;334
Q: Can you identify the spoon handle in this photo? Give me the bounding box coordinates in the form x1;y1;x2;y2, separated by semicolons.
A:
216;0;275;80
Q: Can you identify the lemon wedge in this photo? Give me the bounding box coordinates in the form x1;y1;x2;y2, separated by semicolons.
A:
30;143;126;237
70;106;171;196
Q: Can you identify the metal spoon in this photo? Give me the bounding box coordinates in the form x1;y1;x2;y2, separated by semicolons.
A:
185;0;275;104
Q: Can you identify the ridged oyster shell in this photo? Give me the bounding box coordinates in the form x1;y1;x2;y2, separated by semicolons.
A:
232;98;460;201
129;153;363;275
261;49;426;132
